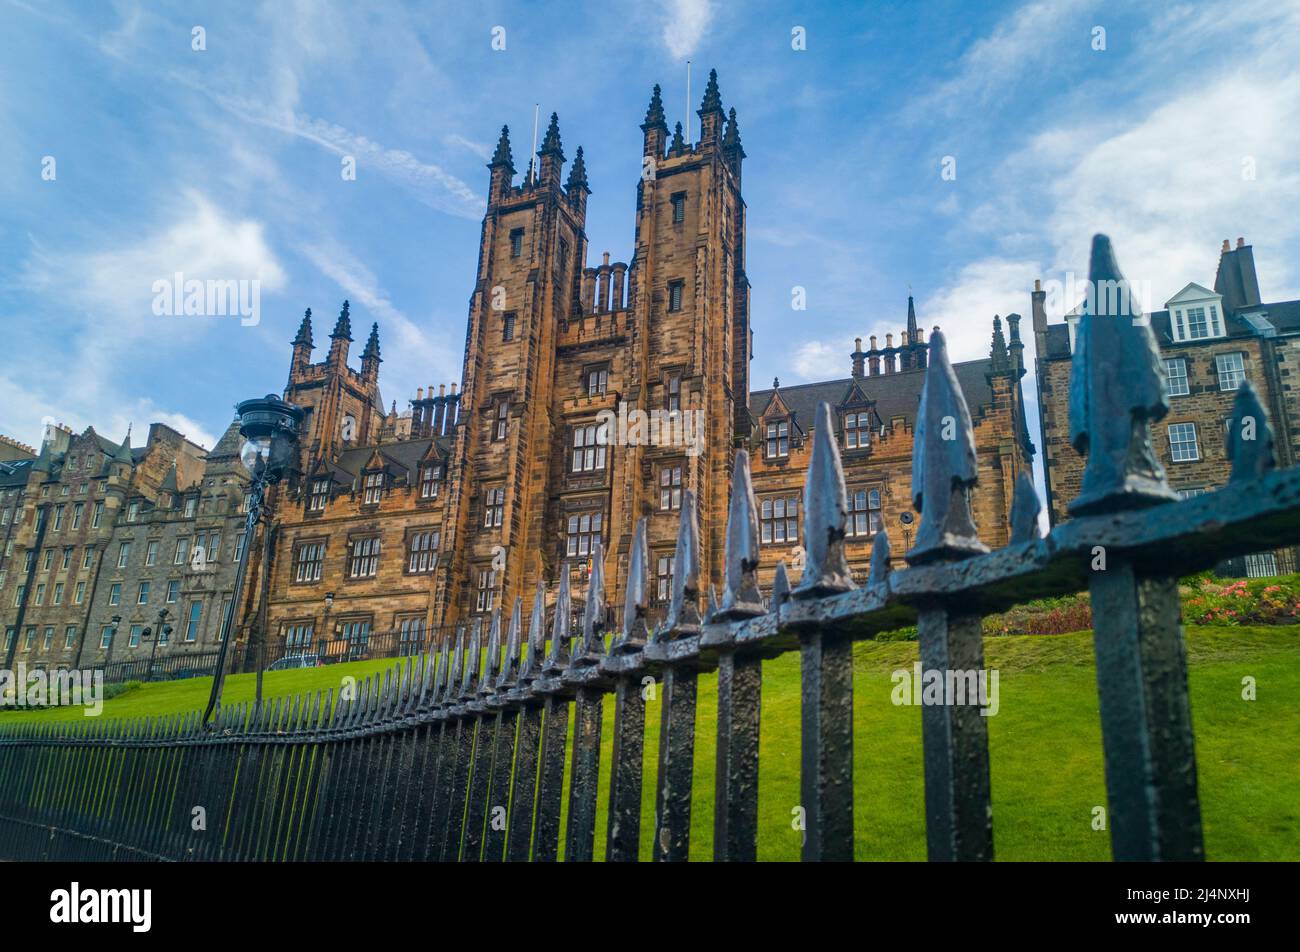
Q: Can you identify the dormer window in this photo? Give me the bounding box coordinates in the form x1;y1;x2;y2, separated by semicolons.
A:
844;412;870;450
363;472;384;505
309;478;330;512
1167;284;1226;342
184;497;197;518
765;420;789;459
419;464;441;500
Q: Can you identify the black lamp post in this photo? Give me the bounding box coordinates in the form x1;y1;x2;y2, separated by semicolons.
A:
320;591;334;664
145;607;170;682
202;394;303;725
102;613;122;669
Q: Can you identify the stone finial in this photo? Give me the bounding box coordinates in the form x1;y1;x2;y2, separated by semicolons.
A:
293;308;314;348
489;125;515;172
699;68;723;115
330;300;352;341
566;145;590;193
362;322;381;363
642;83;668;131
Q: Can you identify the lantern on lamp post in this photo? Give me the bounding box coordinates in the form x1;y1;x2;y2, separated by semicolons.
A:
201;394;303;725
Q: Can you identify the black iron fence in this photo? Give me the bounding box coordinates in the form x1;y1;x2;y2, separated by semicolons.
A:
3;237;1300;862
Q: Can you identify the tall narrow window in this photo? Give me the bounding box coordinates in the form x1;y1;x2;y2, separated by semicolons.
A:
363;472;384;505
1168;422;1200;462
846;488;883;538
1164;357;1189;396
655;556;673;604
1215;352;1245;391
476;569;497;613
671;192;686;223
668;280;684;312
137;582;149;605
309;478;330;512
659;466;683;510
126;502;138;523
108;584;120;606
484;488;505;528
398;616;425;655
420;464;441;500
64;625;77;649
349;536;380;578
295;541;325;583
184;497;197;518
185;601;202;642
760;496;799;544
117;542;131;568
53;505;65;530
765;420;789;459
408;530;439;573
494;402;509;441
145;540;159;566
571;423;607;472
91;502;103;528
667;374;681;412
586;367;608;396
503;312;516;342
71;502;83;529
510;228;524;257
174;539;188;565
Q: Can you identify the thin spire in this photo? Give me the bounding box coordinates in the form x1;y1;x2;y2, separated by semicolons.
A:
489;124;515;172
722;107;745;156
331;300;352;341
989;315;1010;372
642;83;668;131
794;402;855;596
670;121;686;153
539;111;564;160
698;67;723;115
293;308;314;348
362;322;381;362
566;145;590;193
907;295;917;337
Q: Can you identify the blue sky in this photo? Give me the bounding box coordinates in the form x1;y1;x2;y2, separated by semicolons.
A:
3;0;1299;511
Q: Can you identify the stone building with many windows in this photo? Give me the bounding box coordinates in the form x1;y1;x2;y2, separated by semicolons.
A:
1033;237;1300;575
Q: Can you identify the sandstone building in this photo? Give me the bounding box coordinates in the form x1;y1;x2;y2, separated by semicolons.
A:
1033;237;1300;575
0;73;1035;670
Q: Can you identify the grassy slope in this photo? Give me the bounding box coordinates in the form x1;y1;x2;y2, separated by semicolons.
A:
3;626;1296;861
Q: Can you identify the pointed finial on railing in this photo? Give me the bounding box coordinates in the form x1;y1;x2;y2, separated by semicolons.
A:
544;570;572;671
868;531;892;586
483;607;502;691
612;517;650;654
795;402;855;596
519;581;546;683
443;627;465;704
459;618;481;699
432;632;450;701
497;596;523;689
719;449;765;619
770;560;791;616
1068;234;1177;515
907;330;990;565
706;584;719;622
659;488;702;638
1010;471;1044;544
1227;380;1276;482
574;540;607;664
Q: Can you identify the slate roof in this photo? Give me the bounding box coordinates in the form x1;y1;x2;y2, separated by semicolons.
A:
1041;297;1300;359
326;436;453;483
0;458;34;487
748;357;997;434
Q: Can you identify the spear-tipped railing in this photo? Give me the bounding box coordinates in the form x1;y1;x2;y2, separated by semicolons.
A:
4;236;1300;862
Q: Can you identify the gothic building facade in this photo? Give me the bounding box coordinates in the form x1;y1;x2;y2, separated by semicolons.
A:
0;73;1035;670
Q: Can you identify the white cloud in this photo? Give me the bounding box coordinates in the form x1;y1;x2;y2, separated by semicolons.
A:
661;0;713;59
922;258;1040;364
790;340;843;382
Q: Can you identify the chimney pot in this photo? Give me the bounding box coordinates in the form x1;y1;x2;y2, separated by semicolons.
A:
438;384;446;397
1222;239;1231;252
603;251;610;265
854;337;862;350
1237;237;1245;249
1034;279;1042;292
416;387;424;400
450;383;458;395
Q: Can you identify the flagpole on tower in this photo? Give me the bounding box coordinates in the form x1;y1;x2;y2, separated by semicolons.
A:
528;102;540;183
685;60;692;144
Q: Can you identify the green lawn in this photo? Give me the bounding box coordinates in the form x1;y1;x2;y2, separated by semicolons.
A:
3;626;1296;860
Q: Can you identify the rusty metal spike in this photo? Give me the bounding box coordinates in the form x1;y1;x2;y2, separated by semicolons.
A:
1068;233;1177;515
497;596;524;689
519;581;547;683
483;607;503;688
907;330;990;565
719;449;765;619
868;531;892;586
612;517;650;654
659;488;702;638
460;618;481;699
795;402;855;596
1010;470;1044;544
1227;380;1276;482
770;560;791;614
545;570;572;671
575;540;607;664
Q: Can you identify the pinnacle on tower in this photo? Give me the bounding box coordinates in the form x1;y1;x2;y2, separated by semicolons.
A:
670;121;686;153
698;68;723;116
642;83;668;132
989;315;1010;372
331;300;353;341
293;308;314;348
363;322;381;362
489;125;515;173
539;111;564;160
722;107;745;156
114;424;133;463
907;295;918;338
566;145;590;193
